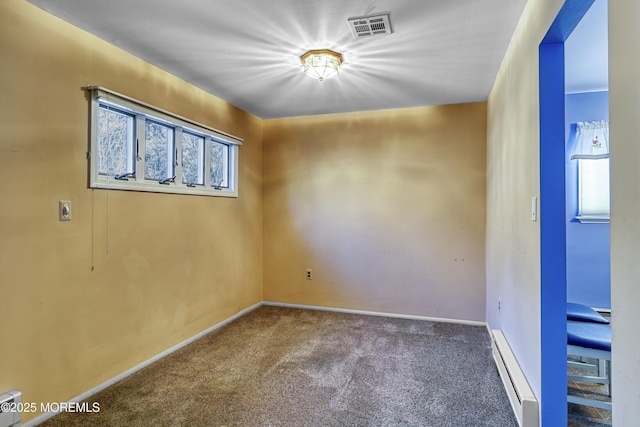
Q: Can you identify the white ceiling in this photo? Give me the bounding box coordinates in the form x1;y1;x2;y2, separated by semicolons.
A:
27;0;530;119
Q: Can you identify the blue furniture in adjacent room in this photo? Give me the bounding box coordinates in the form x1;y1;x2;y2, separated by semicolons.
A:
566;303;611;411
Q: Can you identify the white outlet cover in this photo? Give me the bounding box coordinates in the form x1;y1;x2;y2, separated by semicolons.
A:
59;200;71;221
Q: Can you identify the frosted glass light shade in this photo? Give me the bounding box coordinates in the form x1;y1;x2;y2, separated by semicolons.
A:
300;49;343;82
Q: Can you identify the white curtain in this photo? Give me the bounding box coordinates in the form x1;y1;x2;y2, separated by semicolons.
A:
570;120;609;159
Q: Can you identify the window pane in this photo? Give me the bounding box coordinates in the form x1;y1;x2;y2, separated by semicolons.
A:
579;158;610;215
211;140;229;188
97;105;135;176
145;121;174;181
182;132;204;185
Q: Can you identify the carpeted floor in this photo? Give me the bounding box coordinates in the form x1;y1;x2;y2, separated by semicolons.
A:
40;306;519;426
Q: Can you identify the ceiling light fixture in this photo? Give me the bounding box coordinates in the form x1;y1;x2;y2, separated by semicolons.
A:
300;49;343;82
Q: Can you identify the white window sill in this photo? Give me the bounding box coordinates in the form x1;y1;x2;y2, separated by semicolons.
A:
91;179;238;198
574;215;610;224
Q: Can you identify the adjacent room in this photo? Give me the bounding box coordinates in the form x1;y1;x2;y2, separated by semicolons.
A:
1;0;639;426
562;0;611;418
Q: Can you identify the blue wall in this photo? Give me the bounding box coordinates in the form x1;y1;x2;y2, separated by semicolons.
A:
565;90;610;308
540;41;569;426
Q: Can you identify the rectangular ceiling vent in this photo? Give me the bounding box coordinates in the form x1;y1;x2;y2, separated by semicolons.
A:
347;14;392;38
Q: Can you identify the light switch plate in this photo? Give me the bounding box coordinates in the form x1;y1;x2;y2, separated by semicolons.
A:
59;200;71;221
531;196;537;222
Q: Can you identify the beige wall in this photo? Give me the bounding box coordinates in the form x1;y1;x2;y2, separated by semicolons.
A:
0;0;262;421
263;104;487;322
486;0;565;399
609;0;640;423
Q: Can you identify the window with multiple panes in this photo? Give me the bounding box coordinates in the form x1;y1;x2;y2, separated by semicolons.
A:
89;87;241;197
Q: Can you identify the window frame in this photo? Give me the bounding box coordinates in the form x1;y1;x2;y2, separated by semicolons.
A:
88;86;242;198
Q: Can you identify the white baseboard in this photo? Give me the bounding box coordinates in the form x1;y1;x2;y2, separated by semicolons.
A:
263;301;487;327
24;302;262;427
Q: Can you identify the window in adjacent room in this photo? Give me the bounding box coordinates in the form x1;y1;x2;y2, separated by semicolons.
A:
578;158;610;219
571;121;609;223
88;86;241;197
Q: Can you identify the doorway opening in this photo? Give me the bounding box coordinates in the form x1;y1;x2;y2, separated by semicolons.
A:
539;0;610;424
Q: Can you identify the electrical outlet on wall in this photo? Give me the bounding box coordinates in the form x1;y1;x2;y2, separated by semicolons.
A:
306;269;312;280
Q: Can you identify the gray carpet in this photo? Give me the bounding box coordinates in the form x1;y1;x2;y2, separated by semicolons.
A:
41;306;518;426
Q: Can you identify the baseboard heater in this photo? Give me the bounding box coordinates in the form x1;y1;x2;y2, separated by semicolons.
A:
491;330;539;427
0;390;22;427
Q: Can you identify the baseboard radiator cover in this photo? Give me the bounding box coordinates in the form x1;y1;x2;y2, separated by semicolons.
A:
491;329;539;427
0;390;22;427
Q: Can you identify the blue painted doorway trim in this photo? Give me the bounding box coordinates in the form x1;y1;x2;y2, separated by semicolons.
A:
539;0;595;425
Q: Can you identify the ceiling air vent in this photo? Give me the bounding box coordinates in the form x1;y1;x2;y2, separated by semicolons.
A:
347;14;392;38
